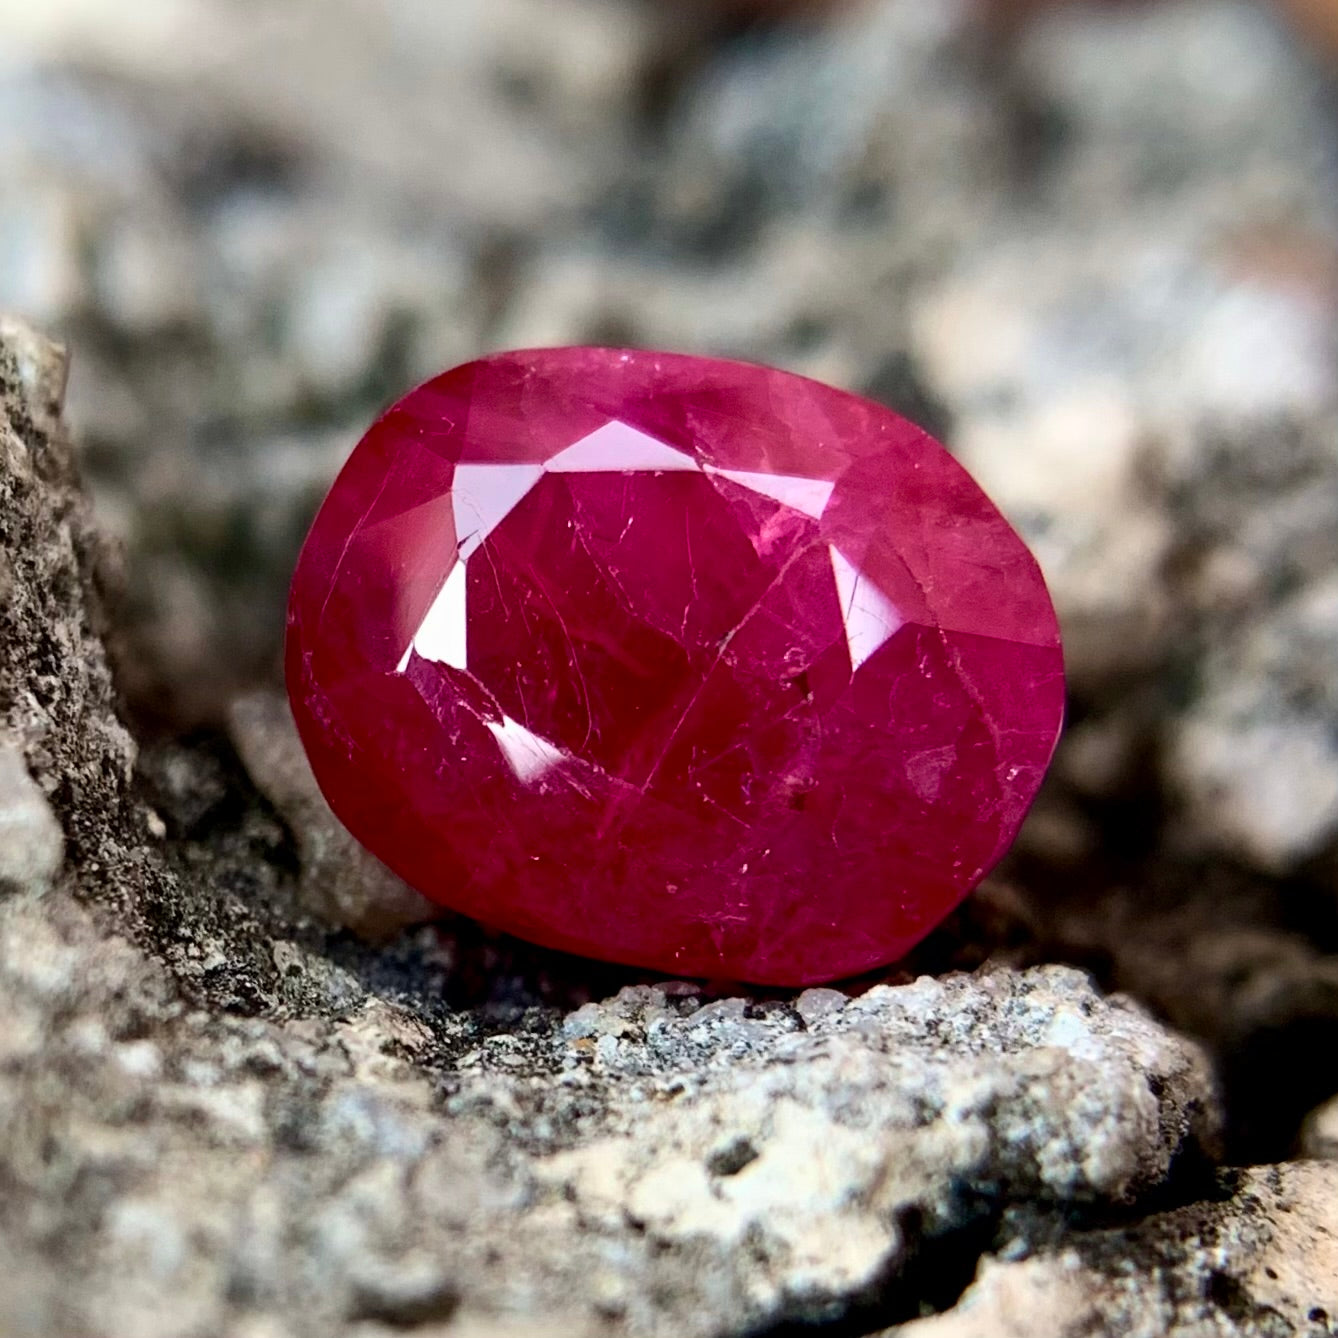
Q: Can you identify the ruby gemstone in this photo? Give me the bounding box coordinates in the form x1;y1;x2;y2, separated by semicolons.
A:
286;349;1064;985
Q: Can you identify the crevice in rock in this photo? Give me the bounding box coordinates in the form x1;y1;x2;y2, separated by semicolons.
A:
742;1138;1234;1338
737;1208;1000;1338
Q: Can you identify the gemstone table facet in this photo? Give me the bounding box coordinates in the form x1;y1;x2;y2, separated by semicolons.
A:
286;348;1064;984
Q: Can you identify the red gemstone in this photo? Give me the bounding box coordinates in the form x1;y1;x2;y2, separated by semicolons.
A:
286;349;1063;984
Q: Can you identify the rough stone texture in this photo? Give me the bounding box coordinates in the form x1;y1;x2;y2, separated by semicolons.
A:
886;1163;1338;1338
0;316;136;863
0;316;298;1021
555;968;1217;1210
1043;908;1338;1162
0;874;1218;1337
1167;570;1338;872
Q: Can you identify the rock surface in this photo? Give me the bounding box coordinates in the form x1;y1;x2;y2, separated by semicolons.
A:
0;316;136;867
886;1163;1338;1338
0;879;1219;1336
1300;1094;1338;1161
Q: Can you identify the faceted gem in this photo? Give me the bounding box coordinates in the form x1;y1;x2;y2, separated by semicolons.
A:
286;348;1064;985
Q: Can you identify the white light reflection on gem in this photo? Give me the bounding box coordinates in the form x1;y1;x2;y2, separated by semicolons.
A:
401;561;468;672
544;421;700;473
485;714;566;783
705;467;833;519
829;545;904;671
451;463;543;560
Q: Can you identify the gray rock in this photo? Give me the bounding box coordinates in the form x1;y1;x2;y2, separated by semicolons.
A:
0;739;63;891
0;315;136;836
1300;1094;1338;1161
537;968;1218;1328
1167;561;1338;871
556;967;1218;1208
885;1162;1338;1338
0;873;1220;1337
1038;902;1338;1163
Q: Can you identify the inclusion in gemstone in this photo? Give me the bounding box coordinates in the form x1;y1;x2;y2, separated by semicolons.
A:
286;348;1064;985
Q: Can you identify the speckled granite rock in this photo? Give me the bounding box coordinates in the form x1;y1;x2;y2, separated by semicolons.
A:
0;879;1220;1337
0;316;136;862
1042;908;1338;1162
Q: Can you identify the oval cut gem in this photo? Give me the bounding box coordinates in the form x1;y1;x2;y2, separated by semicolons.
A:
286;348;1064;984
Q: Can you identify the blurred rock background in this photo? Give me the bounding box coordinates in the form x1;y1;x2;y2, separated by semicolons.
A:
2;1;1338;1333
